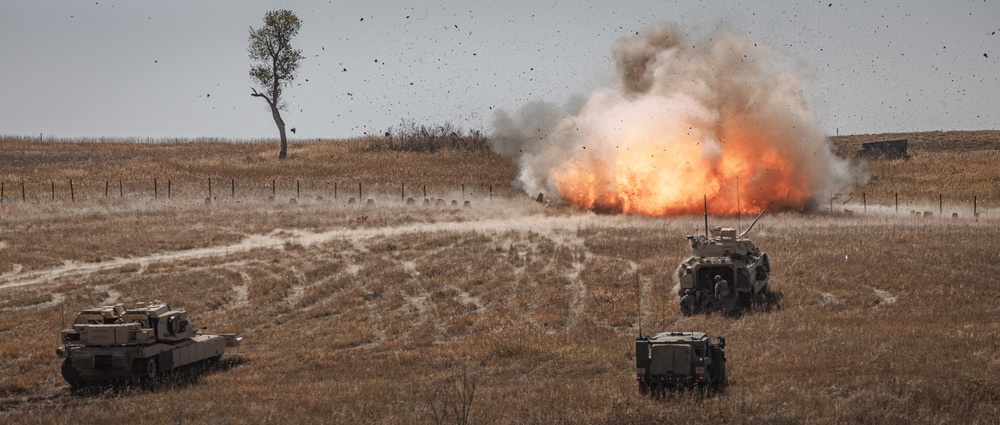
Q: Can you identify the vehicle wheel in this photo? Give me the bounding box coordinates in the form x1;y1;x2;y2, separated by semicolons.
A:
131;357;158;385
61;358;87;391
638;382;649;395
713;369;728;392
697;382;710;398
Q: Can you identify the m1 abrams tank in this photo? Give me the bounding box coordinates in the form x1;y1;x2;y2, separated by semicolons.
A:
56;301;241;389
635;331;727;395
676;212;770;315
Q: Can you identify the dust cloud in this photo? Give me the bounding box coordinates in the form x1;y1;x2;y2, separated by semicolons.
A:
490;23;860;216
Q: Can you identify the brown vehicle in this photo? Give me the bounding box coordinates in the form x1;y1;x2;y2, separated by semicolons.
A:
56;301;240;389
676;212;771;315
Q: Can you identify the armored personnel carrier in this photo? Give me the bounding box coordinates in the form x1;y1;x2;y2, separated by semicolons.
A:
56;301;241;389
635;331;726;395
676;212;770;315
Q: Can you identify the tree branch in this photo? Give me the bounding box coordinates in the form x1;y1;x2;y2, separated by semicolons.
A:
250;87;274;107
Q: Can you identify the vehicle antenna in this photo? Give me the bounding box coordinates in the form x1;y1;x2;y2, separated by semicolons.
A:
703;195;709;237
60;303;66;345
635;245;642;338
736;177;741;232
739;210;767;238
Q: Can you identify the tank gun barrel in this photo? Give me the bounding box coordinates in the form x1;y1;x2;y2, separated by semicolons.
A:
738;210;766;238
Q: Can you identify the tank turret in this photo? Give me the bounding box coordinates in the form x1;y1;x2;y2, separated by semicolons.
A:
686;226;762;258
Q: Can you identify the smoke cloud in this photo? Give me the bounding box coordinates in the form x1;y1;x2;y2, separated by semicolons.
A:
490;23;857;215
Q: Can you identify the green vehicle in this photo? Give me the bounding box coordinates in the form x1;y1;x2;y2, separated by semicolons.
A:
57;301;240;390
635;331;727;395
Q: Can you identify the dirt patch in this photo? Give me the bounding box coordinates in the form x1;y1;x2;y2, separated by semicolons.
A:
872;288;898;305
0;214;599;292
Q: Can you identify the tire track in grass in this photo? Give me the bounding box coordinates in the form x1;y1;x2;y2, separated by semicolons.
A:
0;215;597;291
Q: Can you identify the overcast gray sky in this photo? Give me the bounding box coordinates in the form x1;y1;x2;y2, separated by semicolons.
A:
1;0;996;139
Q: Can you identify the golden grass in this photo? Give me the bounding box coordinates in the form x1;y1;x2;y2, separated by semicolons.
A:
0;131;999;423
0;137;516;201
831;130;1000;210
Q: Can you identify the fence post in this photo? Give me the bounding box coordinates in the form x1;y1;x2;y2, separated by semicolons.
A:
489;185;492;201
297;180;300;199
862;192;866;213
168;180;172;199
462;184;465;200
208;178;212;199
154;178;158;199
22;180;25;202
1;181;4;202
51;181;55;200
895;193;898;214
231;178;235;198
105;181;109;198
939;194;942;217
70;180;75;202
974;196;977;216
423;185;426;198
401;182;405;202
272;179;276;197
358;182;362;200
119;179;123;198
334;182;337;199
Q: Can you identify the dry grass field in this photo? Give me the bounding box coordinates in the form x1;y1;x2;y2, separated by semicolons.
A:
1;131;999;424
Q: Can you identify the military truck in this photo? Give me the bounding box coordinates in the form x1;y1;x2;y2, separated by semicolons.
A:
676;212;770;315
56;301;241;389
635;331;726;395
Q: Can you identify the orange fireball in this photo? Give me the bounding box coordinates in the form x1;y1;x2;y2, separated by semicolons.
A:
552;115;815;216
497;23;853;215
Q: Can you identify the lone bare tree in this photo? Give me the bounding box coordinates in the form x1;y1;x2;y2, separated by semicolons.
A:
248;9;303;160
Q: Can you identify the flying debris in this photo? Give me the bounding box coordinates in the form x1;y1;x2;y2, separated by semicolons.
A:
489;22;855;216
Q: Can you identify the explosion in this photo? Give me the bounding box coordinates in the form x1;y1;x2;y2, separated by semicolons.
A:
491;23;854;215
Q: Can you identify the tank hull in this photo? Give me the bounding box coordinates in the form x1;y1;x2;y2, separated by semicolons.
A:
59;335;226;386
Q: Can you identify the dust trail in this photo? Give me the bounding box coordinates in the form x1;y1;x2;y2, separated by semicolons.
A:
0;214;602;291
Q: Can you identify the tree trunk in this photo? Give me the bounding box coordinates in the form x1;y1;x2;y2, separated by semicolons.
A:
270;103;287;159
